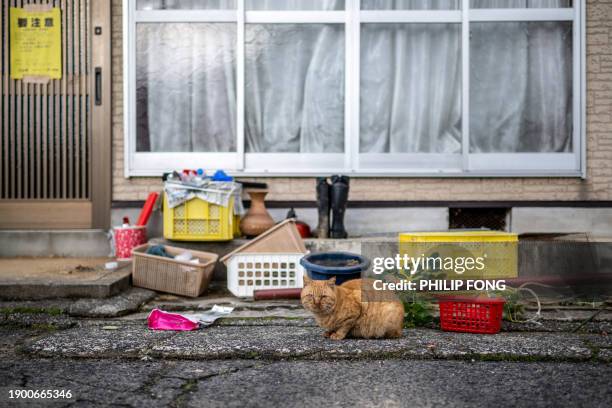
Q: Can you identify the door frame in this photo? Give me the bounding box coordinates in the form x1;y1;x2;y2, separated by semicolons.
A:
90;0;112;229
0;0;111;230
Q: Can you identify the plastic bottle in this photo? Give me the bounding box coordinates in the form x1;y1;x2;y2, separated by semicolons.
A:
166;171;181;183
181;169;192;183
193;169;205;186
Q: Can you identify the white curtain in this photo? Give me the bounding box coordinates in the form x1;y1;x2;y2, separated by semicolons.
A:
245;23;345;153
246;0;344;10
362;0;572;154
470;12;572;152
362;0;460;9
471;0;572;7
244;0;345;153
360;22;462;153
136;0;236;9
136;23;237;152
136;0;572;155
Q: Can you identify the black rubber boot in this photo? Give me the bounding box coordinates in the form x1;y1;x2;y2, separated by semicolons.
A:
316;177;330;238
330;175;349;239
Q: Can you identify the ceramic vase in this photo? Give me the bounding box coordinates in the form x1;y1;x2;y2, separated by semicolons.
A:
240;190;275;237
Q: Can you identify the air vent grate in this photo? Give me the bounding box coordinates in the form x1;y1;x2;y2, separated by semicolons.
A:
449;208;509;231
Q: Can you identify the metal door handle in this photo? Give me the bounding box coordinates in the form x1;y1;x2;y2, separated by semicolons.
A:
95;67;102;106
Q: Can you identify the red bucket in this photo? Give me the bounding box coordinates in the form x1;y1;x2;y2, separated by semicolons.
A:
114;226;147;260
438;296;505;334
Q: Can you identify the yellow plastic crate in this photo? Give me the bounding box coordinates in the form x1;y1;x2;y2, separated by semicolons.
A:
399;231;518;243
233;214;242;238
398;231;518;279
163;194;235;241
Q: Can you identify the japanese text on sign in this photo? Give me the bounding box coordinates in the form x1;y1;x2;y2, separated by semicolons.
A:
10;7;62;80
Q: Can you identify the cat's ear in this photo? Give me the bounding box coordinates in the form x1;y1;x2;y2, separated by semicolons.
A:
327;276;336;286
303;275;312;285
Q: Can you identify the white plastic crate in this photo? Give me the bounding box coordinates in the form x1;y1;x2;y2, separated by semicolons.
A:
226;253;306;297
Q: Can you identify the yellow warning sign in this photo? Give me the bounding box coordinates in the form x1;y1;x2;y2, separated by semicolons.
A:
10;7;62;81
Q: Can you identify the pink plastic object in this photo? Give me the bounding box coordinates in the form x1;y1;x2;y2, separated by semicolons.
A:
114;226;147;260
147;309;199;331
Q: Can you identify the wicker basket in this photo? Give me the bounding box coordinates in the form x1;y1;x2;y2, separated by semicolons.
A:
132;244;218;297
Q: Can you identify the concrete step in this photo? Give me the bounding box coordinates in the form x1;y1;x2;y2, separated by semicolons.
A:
0;287;156;317
0;230;111;257
0;258;131;300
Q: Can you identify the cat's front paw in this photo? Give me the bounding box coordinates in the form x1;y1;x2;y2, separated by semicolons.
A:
323;331;333;338
329;332;346;340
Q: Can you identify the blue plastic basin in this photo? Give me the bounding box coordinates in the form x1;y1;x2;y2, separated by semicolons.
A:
300;252;370;285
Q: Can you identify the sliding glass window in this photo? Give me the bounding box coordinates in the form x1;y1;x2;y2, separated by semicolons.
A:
125;0;583;176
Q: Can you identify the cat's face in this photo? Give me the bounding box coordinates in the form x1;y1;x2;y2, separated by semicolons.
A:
301;276;337;314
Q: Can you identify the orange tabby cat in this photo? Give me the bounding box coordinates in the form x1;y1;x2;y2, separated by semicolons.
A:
301;276;404;340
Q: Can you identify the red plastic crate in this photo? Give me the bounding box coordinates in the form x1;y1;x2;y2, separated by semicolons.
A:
438;296;505;334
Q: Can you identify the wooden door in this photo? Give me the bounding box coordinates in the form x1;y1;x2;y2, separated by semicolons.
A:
0;0;111;229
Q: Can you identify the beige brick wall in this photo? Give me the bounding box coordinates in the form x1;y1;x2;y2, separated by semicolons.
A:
111;0;612;202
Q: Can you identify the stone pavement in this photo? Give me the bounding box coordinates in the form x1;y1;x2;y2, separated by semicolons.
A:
0;312;609;363
1;358;610;408
1;302;611;407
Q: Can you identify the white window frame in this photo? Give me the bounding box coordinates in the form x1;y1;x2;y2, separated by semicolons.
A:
124;0;586;178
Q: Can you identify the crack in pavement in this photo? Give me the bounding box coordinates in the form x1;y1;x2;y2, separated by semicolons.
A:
168;362;270;408
137;330;180;361
19;372;29;388
54;374;127;394
135;362;172;397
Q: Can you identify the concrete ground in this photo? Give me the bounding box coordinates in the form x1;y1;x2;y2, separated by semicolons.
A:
1;236;610;406
0;301;611;408
0;358;609;408
0;277;610;407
